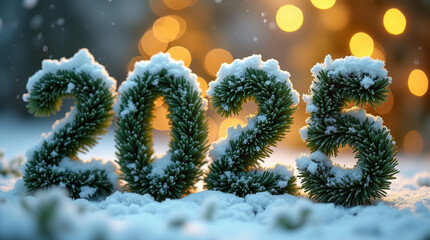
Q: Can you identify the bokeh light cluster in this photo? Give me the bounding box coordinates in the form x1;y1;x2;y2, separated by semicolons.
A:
0;0;428;156
127;0;428;156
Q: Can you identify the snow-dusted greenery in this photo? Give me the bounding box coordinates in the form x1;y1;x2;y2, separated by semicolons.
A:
297;55;398;206
20;49;401;207
115;53;208;201
0;150;23;177
1;178;430;240
204;55;299;197
21;49;118;199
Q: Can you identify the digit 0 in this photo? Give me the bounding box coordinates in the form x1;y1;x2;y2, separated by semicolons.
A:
115;53;208;201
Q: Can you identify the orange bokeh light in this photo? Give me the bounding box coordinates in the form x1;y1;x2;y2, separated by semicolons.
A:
167;46;192;67
403;130;423;154
128;56;146;72
197;76;208;98
204;48;233;77
153;105;170;131
139;29;168;56
218;118;246;139
374;92;394;115
408;69;428;97
207;117;218;142
153;16;186;43
164;0;194;10
276;5;303;32
349;32;374;57
320;2;349;31
383;8;406;35
173;31;211;60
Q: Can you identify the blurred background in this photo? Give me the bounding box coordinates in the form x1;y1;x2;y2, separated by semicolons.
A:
0;0;429;162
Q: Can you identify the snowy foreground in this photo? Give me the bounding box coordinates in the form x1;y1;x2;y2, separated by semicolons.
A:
1;115;429;240
1;165;430;240
1;115;428;240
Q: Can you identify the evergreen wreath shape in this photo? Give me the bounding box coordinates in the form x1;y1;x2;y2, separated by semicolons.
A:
115;53;209;201
296;55;398;206
22;49;118;199
204;55;300;197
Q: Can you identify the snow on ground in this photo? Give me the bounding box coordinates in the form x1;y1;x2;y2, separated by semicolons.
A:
0;173;429;240
1;115;430;240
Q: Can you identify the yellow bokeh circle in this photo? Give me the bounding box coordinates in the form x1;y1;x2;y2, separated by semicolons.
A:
139;29;168;56
408;69;428;97
403;130;423;154
276;5;303;32
167;46;192;67
153;16;185;42
311;0;336;10
164;0;193;10
197;76;208;98
349;32;374;57
204;48;233;77
383;8;406;35
218;118;246;139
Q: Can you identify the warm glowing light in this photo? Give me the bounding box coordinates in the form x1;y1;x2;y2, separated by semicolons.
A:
170;15;187;39
167;46;192;67
408;69;428;97
371;41;386;61
154;97;164;107
371;48;385;61
403;130;423;154
218;118;246;139
276;5;303;32
149;0;167;16
383;8;406;35
204;48;233;77
207;117;218;142
288;41;314;70
153;105;170;131
349;32;374;57
197;77;208;98
311;0;336;9
375;92;394;115
320;2;349;31
164;0;193;10
139;29;168;56
128;56;145;72
174;31;211;59
153;16;182;42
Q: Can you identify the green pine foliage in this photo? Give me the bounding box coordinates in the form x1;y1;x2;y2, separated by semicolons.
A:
115;54;209;201
204;57;299;197
297;57;398;206
0;150;23;177
23;70;116;198
23;50;117;199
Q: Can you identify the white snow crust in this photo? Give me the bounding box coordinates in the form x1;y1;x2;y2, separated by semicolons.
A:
148;152;173;177
206;54;299;106
301;55;393;144
53;157;118;186
311;54;391;84
116;52;207;115
0;176;429;240
209;115;259;163
23;48;117;102
296;151;363;186
21;50;118;188
415;172;430;187
207;55;299;181
360;76;375;89
1;124;429;240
